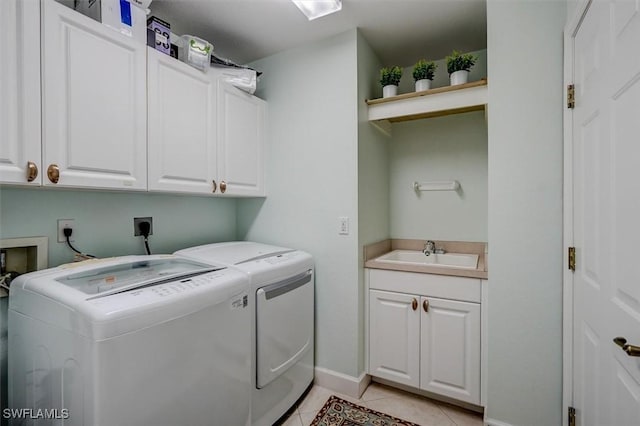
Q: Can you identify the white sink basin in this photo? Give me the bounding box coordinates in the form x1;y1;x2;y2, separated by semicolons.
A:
375;250;479;269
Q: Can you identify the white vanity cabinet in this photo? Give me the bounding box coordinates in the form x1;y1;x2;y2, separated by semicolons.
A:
367;268;482;405
0;0;41;185
147;49;266;197
369;290;421;388
420;296;480;404
41;0;147;190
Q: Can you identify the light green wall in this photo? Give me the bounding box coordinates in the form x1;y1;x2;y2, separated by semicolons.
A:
389;112;488;242
0;188;237;266
486;1;565;425
357;32;390;374
237;30;361;377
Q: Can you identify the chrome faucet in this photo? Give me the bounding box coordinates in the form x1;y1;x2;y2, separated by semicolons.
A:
423;240;445;256
423;240;436;256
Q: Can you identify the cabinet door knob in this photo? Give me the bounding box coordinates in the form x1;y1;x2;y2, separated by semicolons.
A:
26;161;38;182
412;298;418;311
423;299;429;312
212;180;217;193
220;180;227;193
47;164;60;184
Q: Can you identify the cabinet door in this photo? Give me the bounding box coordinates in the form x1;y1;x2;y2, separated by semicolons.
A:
369;290;420;388
217;82;265;197
147;48;218;194
41;0;146;190
420;297;480;404
0;0;41;185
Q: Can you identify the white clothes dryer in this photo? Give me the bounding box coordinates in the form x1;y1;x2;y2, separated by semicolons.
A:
8;255;251;426
175;242;314;426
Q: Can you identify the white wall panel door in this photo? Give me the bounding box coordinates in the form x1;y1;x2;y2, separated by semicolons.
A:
420;297;480;404
217;82;265;197
572;1;640;424
148;49;218;194
0;0;41;185
42;0;146;190
369;290;420;388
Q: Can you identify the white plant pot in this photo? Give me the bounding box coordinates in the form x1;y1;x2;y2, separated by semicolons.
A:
415;79;431;92
450;70;469;86
382;85;398;98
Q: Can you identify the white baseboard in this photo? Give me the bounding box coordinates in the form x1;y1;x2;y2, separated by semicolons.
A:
485;418;516;426
314;367;371;398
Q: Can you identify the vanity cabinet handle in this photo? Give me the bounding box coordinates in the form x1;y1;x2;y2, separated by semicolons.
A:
412;298;418;311
212;180;217;193
220;180;227;193
47;164;60;184
26;161;38;182
423;299;429;312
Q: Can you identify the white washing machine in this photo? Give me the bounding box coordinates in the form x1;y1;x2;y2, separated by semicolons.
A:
8;255;251;426
175;242;314;426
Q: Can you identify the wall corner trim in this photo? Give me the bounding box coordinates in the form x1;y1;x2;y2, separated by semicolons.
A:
314;367;371;398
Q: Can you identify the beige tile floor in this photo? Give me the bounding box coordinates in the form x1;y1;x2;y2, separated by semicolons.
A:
278;383;483;426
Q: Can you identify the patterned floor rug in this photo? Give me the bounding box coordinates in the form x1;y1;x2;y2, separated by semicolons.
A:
310;395;420;426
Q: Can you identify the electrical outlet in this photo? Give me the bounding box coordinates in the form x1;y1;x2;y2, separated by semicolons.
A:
133;217;153;236
338;216;349;235
57;219;75;243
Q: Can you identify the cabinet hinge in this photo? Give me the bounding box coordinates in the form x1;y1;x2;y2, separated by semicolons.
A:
567;84;575;109
568;247;576;271
568;406;576;426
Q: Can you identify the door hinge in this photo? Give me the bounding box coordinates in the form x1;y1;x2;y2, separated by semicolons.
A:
568;406;576;426
568;247;576;271
567;84;575;109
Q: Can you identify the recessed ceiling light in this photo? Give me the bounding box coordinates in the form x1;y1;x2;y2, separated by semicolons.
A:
292;0;342;21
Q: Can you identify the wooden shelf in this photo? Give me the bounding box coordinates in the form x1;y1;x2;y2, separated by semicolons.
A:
366;79;488;135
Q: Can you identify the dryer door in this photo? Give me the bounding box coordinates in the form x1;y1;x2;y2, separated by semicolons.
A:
256;269;313;388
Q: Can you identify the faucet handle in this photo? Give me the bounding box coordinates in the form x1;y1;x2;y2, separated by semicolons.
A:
423;240;436;256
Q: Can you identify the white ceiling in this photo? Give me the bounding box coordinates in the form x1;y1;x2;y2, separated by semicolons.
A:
151;0;487;67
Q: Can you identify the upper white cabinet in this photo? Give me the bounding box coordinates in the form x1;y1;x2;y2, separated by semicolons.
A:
41;0;147;190
147;48;218;194
148;47;266;197
217;82;265;197
1;2;265;196
0;0;42;185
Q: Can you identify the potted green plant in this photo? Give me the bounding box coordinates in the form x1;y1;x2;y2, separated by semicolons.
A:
446;50;477;85
412;59;437;92
379;66;403;98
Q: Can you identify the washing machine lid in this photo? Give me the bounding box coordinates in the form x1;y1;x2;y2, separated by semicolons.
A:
176;241;294;265
55;257;216;296
9;255;250;339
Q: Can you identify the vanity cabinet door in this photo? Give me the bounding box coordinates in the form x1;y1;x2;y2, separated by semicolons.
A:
369;290;420;388
420;297;480;404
